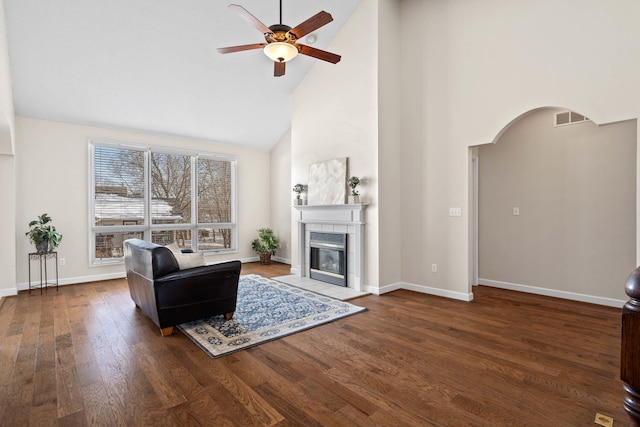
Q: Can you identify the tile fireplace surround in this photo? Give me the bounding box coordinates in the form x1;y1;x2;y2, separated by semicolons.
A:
293;204;367;292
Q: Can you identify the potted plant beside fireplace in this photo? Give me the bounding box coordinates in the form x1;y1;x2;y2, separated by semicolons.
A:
251;228;280;265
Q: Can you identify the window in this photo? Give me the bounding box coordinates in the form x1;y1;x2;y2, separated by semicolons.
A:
89;140;237;265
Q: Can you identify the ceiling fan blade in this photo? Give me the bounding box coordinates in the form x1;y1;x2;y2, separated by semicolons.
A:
217;43;266;54
289;11;333;39
297;44;341;64
274;61;286;77
229;4;273;35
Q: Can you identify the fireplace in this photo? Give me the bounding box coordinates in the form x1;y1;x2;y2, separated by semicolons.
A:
293;203;367;291
309;232;347;287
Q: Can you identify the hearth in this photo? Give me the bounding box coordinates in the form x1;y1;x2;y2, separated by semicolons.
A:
309;232;347;287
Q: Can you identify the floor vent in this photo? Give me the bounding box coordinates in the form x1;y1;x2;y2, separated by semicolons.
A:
555;110;590;126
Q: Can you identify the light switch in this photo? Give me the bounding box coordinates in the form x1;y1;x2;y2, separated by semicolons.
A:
449;208;462;217
513;207;520;216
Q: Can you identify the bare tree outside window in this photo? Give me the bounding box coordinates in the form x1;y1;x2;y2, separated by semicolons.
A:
198;158;232;248
109;148;145;198
151;153;192;224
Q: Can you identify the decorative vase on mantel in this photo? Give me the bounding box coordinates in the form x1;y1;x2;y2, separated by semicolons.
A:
347;176;361;205
292;184;306;206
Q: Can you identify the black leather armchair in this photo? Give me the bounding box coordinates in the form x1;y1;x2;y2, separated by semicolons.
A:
123;239;241;336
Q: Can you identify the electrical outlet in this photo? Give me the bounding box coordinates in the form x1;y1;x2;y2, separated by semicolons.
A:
59;258;66;266
594;413;613;427
513;207;520;216
431;264;437;273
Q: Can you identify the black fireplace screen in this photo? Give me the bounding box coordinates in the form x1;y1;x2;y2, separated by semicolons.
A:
314;248;344;276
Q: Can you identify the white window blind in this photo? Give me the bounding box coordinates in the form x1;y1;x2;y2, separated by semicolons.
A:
94;145;145;227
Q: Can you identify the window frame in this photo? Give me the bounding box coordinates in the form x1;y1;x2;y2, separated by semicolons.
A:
88;139;238;266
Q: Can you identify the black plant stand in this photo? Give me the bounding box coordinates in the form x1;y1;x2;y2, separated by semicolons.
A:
28;252;59;294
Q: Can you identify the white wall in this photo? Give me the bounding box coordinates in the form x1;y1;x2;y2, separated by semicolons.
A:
7;0;640;305
377;0;403;286
270;129;291;262
0;0;16;297
13;117;271;293
479;109;636;301
0;0;14;155
397;0;640;301
399;0;430;289
0;154;15;296
291;0;380;288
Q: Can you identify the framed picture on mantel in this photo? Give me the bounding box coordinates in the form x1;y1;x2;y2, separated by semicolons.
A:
307;158;347;205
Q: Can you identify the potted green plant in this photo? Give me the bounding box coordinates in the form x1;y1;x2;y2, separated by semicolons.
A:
292;183;306;205
26;213;63;254
347;176;361;204
251;228;280;265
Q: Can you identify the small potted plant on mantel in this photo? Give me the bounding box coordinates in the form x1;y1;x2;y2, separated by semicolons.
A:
26;213;63;254
347;176;361;204
292;183;306;205
251;228;280;265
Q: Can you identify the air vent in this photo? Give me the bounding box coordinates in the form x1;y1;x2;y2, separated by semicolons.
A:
555;111;590;127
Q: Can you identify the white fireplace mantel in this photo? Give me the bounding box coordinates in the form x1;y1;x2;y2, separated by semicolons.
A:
293;204;367;291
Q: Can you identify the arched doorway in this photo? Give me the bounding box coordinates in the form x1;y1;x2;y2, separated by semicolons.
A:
471;107;636;305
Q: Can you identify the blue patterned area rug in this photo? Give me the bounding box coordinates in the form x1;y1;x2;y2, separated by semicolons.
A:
176;274;367;358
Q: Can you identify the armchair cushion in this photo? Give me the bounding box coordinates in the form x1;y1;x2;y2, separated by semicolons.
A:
165;242;205;270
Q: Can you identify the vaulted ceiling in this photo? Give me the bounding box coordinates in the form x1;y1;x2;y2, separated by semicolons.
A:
3;0;361;151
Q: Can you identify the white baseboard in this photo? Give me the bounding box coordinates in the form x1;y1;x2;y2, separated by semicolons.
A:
373;282;401;295
8;258;287;294
478;278;626;308
377;281;474;302
17;271;127;292
272;256;291;264
277;273;474;302
238;256;291;265
0;287;17;297
17;269;615;308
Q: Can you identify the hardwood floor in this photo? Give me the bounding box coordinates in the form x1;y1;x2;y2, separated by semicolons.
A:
0;261;630;426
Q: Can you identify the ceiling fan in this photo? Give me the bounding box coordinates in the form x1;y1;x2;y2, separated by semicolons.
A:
217;1;341;77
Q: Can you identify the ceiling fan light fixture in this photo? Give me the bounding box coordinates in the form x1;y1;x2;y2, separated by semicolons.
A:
263;42;298;62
